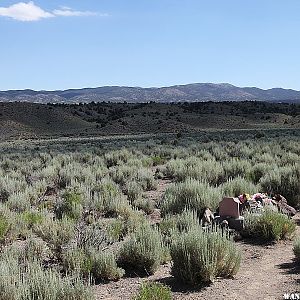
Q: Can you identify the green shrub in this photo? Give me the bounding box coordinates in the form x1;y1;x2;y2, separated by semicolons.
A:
6;238;49;264
90;250;125;281
111;167;157;191
160;209;200;238
23;238;48;262
0;207;29;242
118;224;165;275
92;178;121;201
210;145;229;161
107;218;127;241
133;282;172;300
76;223;112;251
104;149;132;167
0;215;10;243
34;217;75;257
55;189;83;220
161;179;222;216
164;158;224;185
90;179;130;217
133;197;155;215
259;165;300;206
258;168;282;196
110;165;136;186
0;253;94;300
222;159;251;181
243;210;296;241
22;211;43;228
247;163;273;184
221;177;258;197
107;208;148;241
62;248;92;277
18;215;35;240
151;156;165;166
63;248;124;282
6;192;31;212
124;181;143;203
136;169;157;191
170;227;241;285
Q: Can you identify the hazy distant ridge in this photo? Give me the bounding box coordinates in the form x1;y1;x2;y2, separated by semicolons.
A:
1;83;300;103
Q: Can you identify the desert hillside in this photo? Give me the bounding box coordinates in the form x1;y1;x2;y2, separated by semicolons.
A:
0;101;299;140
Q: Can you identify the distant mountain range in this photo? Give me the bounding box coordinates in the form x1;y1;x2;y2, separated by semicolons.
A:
1;83;300;104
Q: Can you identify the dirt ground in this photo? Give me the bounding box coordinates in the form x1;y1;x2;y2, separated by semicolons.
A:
94;177;300;300
94;235;300;300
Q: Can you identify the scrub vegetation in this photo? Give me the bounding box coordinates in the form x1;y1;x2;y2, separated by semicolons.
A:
0;129;299;299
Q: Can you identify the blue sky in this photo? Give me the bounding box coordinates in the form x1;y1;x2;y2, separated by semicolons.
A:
0;0;300;90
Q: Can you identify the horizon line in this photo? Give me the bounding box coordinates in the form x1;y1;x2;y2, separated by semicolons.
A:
1;82;299;93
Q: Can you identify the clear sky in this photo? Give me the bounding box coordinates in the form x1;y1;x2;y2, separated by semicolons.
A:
0;0;300;91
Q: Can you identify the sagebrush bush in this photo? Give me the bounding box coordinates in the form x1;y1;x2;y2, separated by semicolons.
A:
0;252;94;300
243;209;296;241
111;166;157;191
107;208;148;241
222;159;252;181
75;223;113;251
55;189;83;220
22;210;43;228
34;217;75;257
7;192;31;212
5;238;48;264
23;238;48;262
124;181;143;203
164;158;224;185
133;282;172;300
133;197;155;215
259;165;300;206
161;179;222;216
136;169;157;191
107;218;127;241
89;179;130;217
110;165;136;186
151;155;165;166
104;149;132;167
121;208;148;231
0;206;30;242
90;250;125;281
118;224;165;275
160;209;200;238
171;227;241;285
62;247;92;277
0;214;10;243
63;247;124;281
221;177;258;197
247;163;274;184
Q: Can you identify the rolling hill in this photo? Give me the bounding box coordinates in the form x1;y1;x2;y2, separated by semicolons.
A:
0;101;299;140
1;83;300;104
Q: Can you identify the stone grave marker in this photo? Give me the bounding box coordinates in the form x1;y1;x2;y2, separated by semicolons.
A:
219;197;240;219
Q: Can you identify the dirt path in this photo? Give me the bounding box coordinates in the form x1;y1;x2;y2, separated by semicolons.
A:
146;173;172;224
